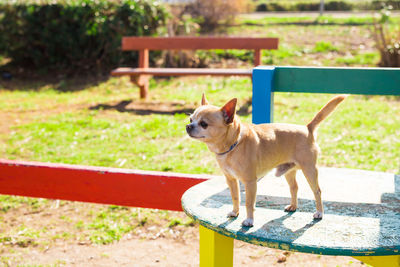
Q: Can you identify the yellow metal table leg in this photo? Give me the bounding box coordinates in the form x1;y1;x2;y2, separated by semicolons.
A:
199;225;234;267
353;255;400;267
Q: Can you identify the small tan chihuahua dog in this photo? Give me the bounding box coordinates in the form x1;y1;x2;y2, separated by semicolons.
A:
186;94;346;227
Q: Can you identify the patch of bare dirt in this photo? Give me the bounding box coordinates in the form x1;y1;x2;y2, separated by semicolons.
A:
1;227;364;266
0;199;365;266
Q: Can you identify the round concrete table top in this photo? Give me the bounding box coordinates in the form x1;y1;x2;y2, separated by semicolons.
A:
182;168;400;256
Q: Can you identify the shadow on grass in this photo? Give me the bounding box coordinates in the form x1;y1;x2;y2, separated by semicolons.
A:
90;97;254;116
90;100;196;116
0;63;110;92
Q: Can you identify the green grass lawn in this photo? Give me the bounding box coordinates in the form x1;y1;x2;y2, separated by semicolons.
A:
0;14;399;257
1;77;399;173
0;75;399;172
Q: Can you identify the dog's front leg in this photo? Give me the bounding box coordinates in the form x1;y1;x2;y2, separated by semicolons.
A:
242;180;257;227
225;176;240;217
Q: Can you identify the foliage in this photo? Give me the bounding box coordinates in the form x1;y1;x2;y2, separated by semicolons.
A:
165;7;200;36
158;6;204;68
296;1;353;11
372;5;400;67
184;0;248;33
367;0;400;10
157;0;249;67
0;0;167;73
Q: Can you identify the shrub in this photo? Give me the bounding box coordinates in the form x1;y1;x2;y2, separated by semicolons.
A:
255;3;267;11
295;2;320;11
295;2;352;11
255;3;288;12
0;0;168;74
184;0;248;33
157;6;204;68
325;1;353;11
158;0;248;68
369;0;400;10
372;6;400;67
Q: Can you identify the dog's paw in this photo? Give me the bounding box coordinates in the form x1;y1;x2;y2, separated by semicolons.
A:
284;204;297;212
227;211;239;218
241;218;254;227
313;211;323;219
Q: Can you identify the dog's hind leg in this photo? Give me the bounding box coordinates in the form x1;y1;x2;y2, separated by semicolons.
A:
301;165;323;219
284;169;298;212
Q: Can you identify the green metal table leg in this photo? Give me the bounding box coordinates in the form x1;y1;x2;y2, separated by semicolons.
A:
199;225;234;267
353;255;400;267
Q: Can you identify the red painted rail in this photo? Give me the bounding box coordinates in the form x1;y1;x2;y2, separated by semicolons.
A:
111;68;253;77
121;37;279;50
0;159;214;211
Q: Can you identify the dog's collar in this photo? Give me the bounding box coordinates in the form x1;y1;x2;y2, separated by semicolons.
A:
216;130;242;156
216;140;239;156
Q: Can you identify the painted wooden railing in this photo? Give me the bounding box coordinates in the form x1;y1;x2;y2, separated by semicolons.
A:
0;159;212;211
252;66;400;124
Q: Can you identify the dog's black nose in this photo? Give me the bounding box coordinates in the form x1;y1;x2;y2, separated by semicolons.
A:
186;124;193;134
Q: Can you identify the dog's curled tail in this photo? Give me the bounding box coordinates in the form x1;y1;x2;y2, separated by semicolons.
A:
307;95;347;133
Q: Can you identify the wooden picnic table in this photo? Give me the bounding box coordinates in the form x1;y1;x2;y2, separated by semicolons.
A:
182;167;400;266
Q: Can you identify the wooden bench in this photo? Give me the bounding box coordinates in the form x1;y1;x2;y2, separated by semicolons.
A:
111;37;279;98
181;66;400;267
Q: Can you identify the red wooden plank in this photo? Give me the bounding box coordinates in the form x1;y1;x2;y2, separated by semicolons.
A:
0;159;213;211
122;37;279;50
111;68;253;77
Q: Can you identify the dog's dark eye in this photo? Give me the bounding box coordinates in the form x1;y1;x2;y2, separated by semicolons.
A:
200;121;208;129
189;118;193;123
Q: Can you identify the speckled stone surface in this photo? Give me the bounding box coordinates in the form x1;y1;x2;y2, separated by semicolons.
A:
182;168;400;256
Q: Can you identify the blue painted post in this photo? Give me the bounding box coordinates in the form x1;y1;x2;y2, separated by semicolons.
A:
252;66;275;124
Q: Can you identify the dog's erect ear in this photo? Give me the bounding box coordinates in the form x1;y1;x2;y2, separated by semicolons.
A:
201;93;209;106
220;98;237;124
